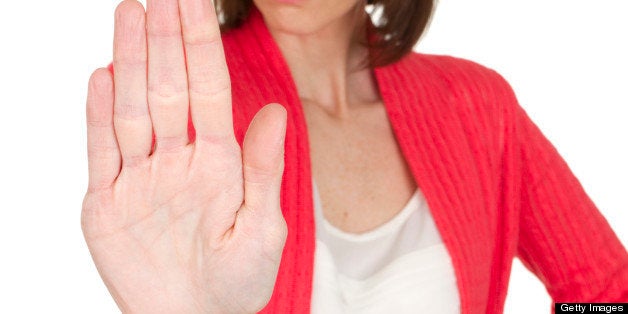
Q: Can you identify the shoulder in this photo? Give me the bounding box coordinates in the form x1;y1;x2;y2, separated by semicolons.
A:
379;52;524;151
406;52;516;100
391;52;518;106
388;52;522;128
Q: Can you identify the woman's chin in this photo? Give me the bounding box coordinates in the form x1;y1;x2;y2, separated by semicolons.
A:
254;0;362;36
258;9;327;35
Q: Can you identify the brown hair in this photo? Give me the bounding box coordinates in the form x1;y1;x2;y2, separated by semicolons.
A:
215;0;435;67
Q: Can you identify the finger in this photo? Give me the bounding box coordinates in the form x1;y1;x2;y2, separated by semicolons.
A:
179;0;234;142
113;0;153;165
242;104;287;213
146;0;190;151
86;68;121;191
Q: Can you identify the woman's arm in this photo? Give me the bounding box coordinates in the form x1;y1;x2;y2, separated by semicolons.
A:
504;81;628;303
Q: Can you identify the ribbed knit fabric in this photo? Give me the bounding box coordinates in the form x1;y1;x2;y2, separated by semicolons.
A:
190;8;628;313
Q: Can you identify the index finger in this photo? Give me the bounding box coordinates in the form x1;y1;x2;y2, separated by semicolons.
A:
179;0;234;143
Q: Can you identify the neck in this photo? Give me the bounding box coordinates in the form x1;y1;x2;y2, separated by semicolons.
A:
267;7;380;117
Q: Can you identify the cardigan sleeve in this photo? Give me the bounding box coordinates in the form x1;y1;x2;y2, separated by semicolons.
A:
505;84;628;303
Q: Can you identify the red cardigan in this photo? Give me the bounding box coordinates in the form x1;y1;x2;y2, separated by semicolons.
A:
194;9;627;313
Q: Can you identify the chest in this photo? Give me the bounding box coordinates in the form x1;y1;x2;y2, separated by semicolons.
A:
302;100;417;234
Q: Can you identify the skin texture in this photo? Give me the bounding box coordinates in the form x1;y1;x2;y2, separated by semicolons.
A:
83;0;287;312
83;0;415;312
256;0;417;233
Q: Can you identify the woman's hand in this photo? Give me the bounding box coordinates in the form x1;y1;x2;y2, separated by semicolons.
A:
82;0;288;312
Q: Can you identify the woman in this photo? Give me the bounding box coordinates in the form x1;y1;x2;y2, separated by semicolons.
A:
81;0;627;312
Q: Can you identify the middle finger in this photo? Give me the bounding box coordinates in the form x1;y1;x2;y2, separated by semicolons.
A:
146;0;190;151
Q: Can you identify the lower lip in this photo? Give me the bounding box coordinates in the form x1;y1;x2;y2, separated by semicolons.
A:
274;0;304;4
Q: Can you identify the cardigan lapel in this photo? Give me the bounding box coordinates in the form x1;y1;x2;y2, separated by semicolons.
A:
375;58;496;312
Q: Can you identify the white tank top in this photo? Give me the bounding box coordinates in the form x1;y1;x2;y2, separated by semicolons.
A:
310;180;461;313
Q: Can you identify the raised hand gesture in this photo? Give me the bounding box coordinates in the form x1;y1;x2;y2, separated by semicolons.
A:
82;0;288;312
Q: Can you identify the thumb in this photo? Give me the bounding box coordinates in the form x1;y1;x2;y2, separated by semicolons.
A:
242;103;287;213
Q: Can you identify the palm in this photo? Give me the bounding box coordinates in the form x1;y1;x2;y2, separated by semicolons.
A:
82;0;287;313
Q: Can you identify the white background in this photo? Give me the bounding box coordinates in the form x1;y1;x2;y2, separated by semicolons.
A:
0;0;625;313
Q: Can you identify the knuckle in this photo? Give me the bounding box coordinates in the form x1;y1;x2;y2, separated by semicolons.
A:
243;164;279;185
154;136;189;152
259;219;288;263
188;79;231;100
87;141;118;155
86;119;110;128
146;17;180;39
113;101;149;120
120;155;150;169
113;54;147;67
85;182;114;195
147;28;180;40
148;71;188;100
274;219;288;244
148;84;188;103
184;30;222;48
195;134;239;151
